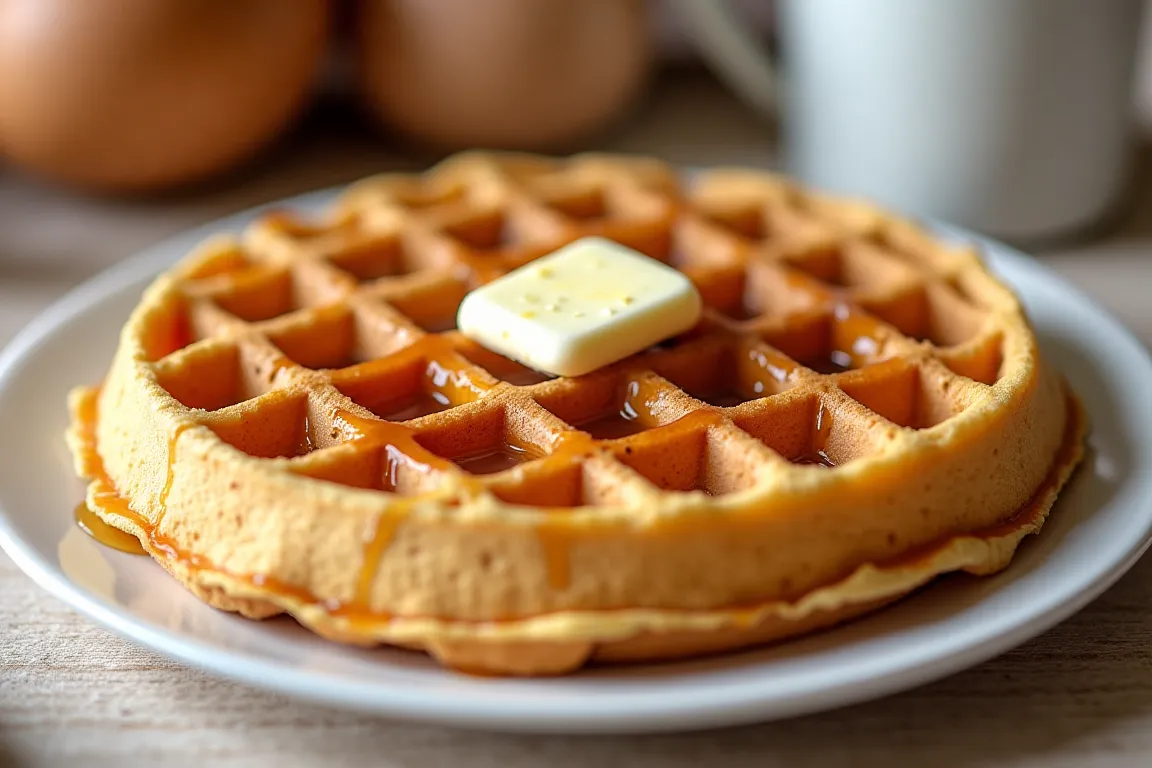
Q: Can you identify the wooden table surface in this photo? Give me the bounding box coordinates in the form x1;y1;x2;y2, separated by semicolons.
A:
2;71;1152;768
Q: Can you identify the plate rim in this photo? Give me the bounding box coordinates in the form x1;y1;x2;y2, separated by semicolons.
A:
2;187;1152;734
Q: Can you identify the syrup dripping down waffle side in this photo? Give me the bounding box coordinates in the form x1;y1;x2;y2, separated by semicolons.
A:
67;152;1084;676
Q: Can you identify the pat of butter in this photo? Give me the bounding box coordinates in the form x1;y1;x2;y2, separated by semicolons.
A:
456;237;702;377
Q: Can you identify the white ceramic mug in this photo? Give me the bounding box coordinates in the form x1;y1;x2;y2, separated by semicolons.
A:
675;0;1146;242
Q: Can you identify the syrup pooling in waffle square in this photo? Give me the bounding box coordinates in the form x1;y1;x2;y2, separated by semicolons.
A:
161;205;994;493
68;151;1084;677
157;154;1006;515
157;154;1005;517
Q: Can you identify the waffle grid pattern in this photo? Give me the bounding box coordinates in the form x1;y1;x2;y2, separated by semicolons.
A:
144;153;1006;518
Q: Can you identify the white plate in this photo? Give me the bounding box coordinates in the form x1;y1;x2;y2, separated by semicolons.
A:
2;189;1152;735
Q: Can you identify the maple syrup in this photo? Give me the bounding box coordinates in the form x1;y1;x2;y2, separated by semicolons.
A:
535;521;576;590
330;409;459;605
72;389;153;551
576;409;648;440
353;504;411;605
791;402;838;468
620;377;667;426
156;423;194;525
294;415;316;456
831;305;885;369
814;401;833;443
793;450;836;468
74;503;146;555
377;391;452;421
743;346;796;389
453;444;541;475
805;352;852;375
426;354;488;403
332;409;455;473
69;375;1089;640
331;337;488;420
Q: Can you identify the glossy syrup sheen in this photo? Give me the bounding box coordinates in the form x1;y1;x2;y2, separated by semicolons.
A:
155;423;195;528
807;354;852;375
794;450;836;468
743;345;796;388
577;409;648;440
378;391;452;421
74;502;146;555
453;444;541;475
69;375;1087;635
332;336;493;420
620;376;669;425
72;390;165;556
698;343;803;406
74;390;406;619
330;409;458;605
831;306;886;368
574;376;664;439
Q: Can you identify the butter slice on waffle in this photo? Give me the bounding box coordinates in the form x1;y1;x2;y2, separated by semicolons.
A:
66;152;1086;676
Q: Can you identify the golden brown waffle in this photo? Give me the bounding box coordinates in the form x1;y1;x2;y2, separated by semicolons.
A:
68;151;1085;676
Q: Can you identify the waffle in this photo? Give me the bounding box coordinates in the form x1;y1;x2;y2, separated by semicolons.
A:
67;151;1085;676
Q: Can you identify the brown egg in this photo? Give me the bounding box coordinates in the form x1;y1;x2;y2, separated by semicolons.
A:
0;0;330;193
357;0;652;151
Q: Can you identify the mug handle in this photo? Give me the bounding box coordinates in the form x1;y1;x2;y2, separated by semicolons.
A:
670;0;780;118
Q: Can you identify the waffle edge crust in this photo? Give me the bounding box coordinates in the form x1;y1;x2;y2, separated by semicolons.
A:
67;152;1086;676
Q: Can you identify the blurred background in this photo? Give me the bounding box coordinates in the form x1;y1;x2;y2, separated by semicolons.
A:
0;0;1150;349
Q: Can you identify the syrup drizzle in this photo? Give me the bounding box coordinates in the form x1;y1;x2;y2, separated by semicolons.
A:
744;345;796;388
69;383;1087;632
74;389;156;536
794;450;836;468
813;401;834;456
73;502;146;555
378;391;452;421
577;409;647;440
536;520;576;590
353;504;411;606
427;356;486;401
831;304;886;369
453;443;540;475
621;376;669;426
74;388;411;619
331;336;493;419
331;409;458;604
296;414;315;456
156;422;194;527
